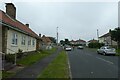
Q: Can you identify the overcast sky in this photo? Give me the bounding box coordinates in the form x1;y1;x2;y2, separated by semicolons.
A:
0;0;118;42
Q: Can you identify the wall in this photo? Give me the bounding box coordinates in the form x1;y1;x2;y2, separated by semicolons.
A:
0;26;2;52
7;29;36;54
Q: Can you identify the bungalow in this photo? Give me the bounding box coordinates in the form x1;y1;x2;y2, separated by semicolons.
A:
70;39;86;46
99;32;117;46
40;35;53;50
0;3;39;54
86;39;98;46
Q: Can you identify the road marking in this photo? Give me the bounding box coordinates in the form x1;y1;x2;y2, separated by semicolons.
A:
66;52;72;79
96;57;114;64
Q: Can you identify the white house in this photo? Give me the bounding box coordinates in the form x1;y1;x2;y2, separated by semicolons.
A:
99;32;117;46
0;3;39;54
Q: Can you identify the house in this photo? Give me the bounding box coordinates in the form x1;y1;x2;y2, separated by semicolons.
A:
70;39;86;46
99;32;117;46
41;35;53;50
86;39;98;46
0;3;39;54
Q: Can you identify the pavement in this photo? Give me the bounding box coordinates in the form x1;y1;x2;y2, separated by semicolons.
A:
67;48;119;79
3;47;62;80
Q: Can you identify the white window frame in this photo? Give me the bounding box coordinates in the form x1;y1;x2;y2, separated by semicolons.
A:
21;35;26;45
28;37;31;45
12;33;18;45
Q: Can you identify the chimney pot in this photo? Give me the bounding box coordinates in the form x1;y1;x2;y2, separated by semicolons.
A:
26;24;29;28
6;3;16;19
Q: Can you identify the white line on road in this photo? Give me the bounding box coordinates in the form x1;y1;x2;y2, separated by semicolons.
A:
96;57;114;64
66;52;72;79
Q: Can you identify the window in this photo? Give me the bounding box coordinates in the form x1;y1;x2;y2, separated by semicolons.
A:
21;35;26;45
28;37;31;45
32;39;35;46
12;33;18;45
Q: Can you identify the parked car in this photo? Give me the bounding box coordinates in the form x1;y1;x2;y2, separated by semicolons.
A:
97;46;116;55
77;46;84;49
65;46;72;51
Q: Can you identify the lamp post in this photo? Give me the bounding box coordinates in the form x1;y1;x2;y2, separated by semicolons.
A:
56;27;58;46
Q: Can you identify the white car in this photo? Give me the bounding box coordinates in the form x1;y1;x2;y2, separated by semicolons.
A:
77;46;84;49
65;47;72;51
97;46;116;55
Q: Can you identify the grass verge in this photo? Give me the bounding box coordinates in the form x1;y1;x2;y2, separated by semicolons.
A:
37;51;69;78
115;49;120;56
2;48;56;79
17;48;56;66
2;70;15;78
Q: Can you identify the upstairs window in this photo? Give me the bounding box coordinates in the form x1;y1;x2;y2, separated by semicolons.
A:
12;33;18;45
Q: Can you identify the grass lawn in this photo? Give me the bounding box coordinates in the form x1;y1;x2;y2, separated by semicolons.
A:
37;51;70;79
17;48;56;66
115;49;120;56
2;70;15;78
2;48;56;79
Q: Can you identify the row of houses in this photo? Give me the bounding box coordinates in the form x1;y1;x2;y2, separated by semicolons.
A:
0;3;55;54
70;39;86;46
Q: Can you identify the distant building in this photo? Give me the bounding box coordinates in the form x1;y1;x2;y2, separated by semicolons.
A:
86;39;98;46
41;35;54;50
70;39;86;46
99;32;117;46
0;3;39;54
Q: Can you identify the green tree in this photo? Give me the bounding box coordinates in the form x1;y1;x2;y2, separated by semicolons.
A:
110;27;120;48
65;39;70;45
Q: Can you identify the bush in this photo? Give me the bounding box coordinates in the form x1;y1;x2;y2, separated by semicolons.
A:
88;42;104;48
17;49;23;58
5;54;15;63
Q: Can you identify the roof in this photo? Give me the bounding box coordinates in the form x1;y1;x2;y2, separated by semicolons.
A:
99;33;110;38
0;10;38;38
88;39;98;43
42;35;52;44
70;39;86;43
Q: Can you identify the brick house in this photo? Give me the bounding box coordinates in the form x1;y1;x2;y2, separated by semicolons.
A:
99;32;117;46
0;3;39;54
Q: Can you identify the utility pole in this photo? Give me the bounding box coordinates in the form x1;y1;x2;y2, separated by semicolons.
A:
97;29;99;42
56;27;58;46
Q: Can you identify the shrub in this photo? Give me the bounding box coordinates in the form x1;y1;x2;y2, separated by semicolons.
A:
17;49;23;58
88;42;104;48
5;54;15;63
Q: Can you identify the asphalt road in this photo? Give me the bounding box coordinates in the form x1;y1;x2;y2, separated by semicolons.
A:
67;48;119;78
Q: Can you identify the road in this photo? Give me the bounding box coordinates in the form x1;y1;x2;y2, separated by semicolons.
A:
67;48;118;78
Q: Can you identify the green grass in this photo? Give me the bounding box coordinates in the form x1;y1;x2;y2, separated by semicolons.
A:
17;48;56;66
115;48;120;56
2;70;15;78
37;51;69;78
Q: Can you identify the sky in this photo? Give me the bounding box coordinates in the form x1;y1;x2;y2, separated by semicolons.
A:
0;0;119;42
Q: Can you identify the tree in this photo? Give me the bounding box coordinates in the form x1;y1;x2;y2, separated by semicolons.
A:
60;40;65;45
110;27;120;48
65;39;70;45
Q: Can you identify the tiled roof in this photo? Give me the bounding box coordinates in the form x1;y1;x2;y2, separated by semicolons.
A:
42;35;52;44
0;10;38;38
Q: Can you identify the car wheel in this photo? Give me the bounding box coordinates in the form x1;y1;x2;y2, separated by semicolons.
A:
97;51;100;54
103;52;106;56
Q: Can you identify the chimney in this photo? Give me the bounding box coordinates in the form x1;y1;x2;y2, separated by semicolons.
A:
6;3;16;19
26;24;29;28
39;34;41;37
